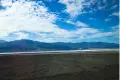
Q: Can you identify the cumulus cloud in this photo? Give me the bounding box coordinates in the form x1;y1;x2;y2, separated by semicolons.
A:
105;12;119;22
0;0;58;37
86;25;119;39
59;0;84;17
111;12;119;16
105;11;119;22
59;0;108;17
0;0;117;42
35;27;116;42
34;27;99;42
66;20;88;27
76;21;88;27
87;32;114;39
14;32;29;40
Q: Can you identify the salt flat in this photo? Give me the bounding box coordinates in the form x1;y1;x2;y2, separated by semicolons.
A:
0;49;119;80
0;49;118;55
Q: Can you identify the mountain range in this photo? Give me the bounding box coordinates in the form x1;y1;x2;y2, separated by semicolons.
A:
0;39;119;53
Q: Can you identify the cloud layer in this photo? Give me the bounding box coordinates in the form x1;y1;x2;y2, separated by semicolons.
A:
59;0;109;17
0;0;118;42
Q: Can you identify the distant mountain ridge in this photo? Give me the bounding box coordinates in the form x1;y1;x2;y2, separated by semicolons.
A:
0;39;119;53
0;40;6;43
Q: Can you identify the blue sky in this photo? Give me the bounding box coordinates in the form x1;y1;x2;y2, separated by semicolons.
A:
0;0;119;43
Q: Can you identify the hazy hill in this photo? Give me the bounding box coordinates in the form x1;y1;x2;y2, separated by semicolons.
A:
0;39;119;53
0;40;6;43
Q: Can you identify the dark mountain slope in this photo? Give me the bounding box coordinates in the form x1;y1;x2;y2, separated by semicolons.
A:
0;39;119;53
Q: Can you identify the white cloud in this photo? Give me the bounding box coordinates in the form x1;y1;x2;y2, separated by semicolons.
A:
0;0;118;42
87;32;114;38
110;5;118;9
59;0;84;17
72;28;117;42
111;25;119;31
75;21;88;27
105;18;111;22
66;20;74;24
111;12;119;16
59;0;108;17
108;12;119;17
0;0;75;42
14;32;29;40
66;20;88;27
0;0;57;37
105;12;119;22
75;28;99;37
34;27;99;42
110;25;119;39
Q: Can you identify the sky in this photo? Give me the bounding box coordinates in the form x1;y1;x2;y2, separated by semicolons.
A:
0;0;119;43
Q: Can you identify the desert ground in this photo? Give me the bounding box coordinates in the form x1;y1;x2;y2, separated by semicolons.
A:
0;49;119;80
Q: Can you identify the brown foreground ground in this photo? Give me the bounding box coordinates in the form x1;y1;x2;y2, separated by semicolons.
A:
0;49;119;80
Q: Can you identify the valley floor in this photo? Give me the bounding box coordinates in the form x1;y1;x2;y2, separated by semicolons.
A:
0;49;119;80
